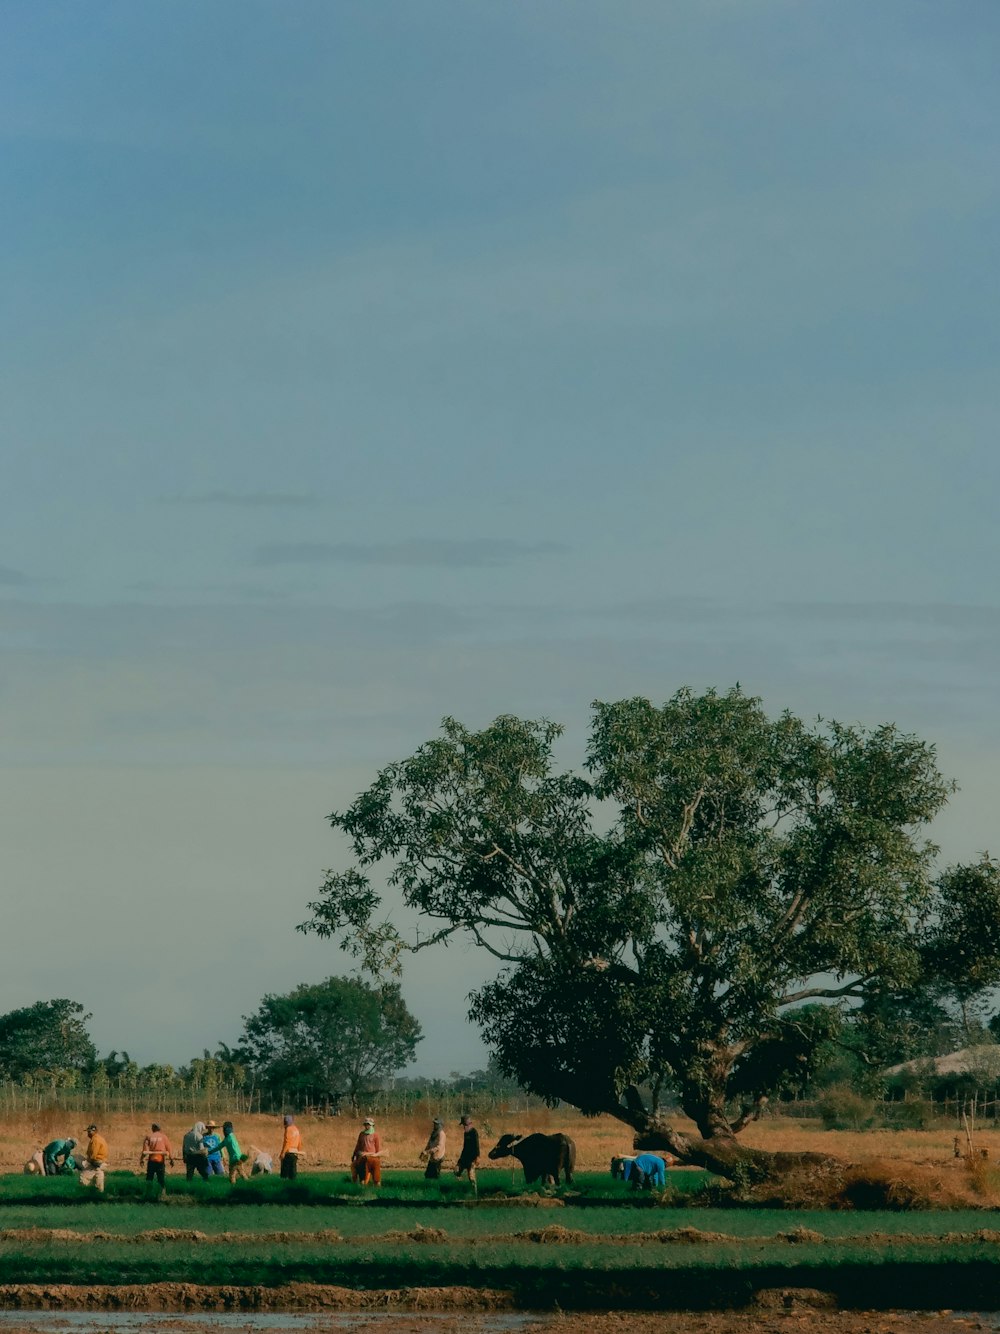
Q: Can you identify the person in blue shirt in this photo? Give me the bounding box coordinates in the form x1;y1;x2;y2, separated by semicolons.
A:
203;1122;225;1176
624;1153;667;1189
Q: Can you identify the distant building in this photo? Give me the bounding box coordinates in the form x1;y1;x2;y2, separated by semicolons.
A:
883;1045;1000;1079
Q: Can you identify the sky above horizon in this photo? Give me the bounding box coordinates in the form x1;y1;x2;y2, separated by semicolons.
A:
2;1;999;1075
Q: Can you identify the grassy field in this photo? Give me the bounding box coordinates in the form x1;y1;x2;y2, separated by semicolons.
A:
2;1232;1000;1310
5;1110;1000;1310
0;1167;715;1208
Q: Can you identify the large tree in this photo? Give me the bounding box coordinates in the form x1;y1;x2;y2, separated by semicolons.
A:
302;687;1000;1176
0;999;97;1080
239;976;421;1111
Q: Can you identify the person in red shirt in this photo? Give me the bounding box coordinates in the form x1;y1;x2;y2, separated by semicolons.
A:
139;1123;174;1198
279;1115;302;1180
351;1116;382;1185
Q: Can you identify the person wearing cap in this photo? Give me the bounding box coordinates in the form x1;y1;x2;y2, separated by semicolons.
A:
420;1118;446;1180
139;1123;174;1197
42;1137;77;1176
455;1114;480;1183
203;1121;224;1176
351;1116;382;1185
79;1124;109;1192
279;1114;302;1180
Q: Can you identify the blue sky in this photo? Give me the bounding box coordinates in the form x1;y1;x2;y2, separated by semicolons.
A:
2;0;999;1073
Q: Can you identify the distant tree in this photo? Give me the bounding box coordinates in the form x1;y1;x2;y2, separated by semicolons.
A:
240;977;421;1111
179;1046;249;1092
0;999;97;1080
302;687;1000;1179
101;1050;139;1083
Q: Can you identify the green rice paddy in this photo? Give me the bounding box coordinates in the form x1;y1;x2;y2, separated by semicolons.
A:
3;1170;1000;1310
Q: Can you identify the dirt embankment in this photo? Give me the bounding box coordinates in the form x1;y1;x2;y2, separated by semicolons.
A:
0;1288;991;1334
6;1224;1000;1248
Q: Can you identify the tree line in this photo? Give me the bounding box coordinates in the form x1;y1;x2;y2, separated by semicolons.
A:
0;978;424;1113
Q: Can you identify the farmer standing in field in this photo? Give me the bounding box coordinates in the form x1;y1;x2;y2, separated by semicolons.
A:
79;1124;109;1192
215;1120;250;1183
139;1123;174;1198
420;1118;446;1179
455;1114;480;1184
279;1114;302;1180
203;1121;225;1176
182;1121;210;1180
351;1116;382;1185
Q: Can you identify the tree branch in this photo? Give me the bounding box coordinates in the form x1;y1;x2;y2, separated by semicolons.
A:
779;977;870;1005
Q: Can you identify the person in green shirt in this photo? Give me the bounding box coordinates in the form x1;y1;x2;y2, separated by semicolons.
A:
42;1138;77;1175
216;1121;249;1183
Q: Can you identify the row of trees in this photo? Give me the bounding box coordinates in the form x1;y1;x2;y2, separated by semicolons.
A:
0;980;422;1112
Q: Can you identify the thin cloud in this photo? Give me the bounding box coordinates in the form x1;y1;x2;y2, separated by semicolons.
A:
161;492;321;508
253;539;569;568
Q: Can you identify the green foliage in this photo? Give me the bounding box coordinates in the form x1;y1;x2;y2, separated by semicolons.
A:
303;687;1000;1151
240;976;421;1109
0;999;97;1081
816;1084;876;1131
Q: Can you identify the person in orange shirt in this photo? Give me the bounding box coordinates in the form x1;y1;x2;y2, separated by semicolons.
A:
279;1115;302;1180
79;1123;109;1193
139;1123;174;1199
351;1116;382;1186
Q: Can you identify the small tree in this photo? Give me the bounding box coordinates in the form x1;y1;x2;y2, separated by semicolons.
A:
239;976;421;1112
302;686;1000;1177
0;999;97;1080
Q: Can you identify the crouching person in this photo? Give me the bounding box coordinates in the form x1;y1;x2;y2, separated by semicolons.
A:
249;1147;273;1175
23;1149;46;1176
79;1124;109;1193
43;1138;77;1176
624;1152;667;1190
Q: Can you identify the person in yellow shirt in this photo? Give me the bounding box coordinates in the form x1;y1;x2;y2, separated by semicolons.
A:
279;1115;302;1180
79;1123;109;1192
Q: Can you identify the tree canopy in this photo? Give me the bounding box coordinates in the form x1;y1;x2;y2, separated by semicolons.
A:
302;686;1000;1173
239;976;422;1111
0;999;97;1081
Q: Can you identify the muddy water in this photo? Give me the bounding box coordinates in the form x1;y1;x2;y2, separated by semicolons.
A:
1;1313;1000;1334
0;1317;541;1334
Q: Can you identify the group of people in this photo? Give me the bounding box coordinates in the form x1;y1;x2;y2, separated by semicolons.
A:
24;1116;297;1197
419;1113;481;1182
24;1112;488;1194
143;1116;298;1192
24;1124;109;1191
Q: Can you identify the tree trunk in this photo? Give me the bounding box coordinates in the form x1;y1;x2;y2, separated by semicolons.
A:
619;1086;836;1184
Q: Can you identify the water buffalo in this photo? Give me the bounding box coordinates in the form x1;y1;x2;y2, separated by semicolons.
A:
487;1132;576;1185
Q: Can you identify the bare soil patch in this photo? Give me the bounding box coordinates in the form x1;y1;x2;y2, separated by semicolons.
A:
0;1291;993;1334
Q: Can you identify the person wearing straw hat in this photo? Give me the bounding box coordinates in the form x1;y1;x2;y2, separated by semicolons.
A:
203;1121;224;1176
